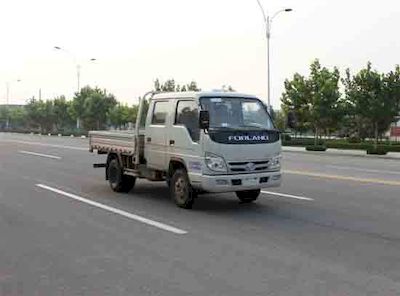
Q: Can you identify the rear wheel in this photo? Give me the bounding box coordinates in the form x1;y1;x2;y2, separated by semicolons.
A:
170;169;195;209
107;158;135;193
236;189;260;203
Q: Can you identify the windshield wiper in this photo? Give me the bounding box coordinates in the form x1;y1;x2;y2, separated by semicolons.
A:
237;125;265;130
209;126;236;131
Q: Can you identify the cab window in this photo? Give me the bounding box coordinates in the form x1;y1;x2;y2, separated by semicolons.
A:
175;100;200;142
151;101;169;125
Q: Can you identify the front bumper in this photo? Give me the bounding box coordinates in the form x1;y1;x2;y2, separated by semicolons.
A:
190;170;282;193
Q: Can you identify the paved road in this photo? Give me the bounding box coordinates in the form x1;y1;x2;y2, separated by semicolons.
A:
1;132;400;296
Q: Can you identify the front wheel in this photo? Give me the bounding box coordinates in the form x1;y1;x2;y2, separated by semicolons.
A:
170;169;195;209
107;158;136;193
236;189;260;203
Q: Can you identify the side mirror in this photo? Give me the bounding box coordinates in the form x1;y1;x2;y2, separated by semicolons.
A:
287;111;297;129
199;110;210;130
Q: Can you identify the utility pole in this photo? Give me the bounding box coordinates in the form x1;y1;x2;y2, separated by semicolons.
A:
256;1;292;111
54;46;96;129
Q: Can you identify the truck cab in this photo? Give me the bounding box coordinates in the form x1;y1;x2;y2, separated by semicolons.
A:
89;91;282;209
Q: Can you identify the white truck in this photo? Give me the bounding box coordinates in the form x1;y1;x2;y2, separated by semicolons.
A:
89;91;282;209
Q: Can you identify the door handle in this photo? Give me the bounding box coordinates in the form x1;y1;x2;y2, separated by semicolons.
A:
169;140;175;146
147;137;151;142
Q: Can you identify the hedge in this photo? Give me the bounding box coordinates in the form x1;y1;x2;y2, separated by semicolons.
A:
366;147;388;155
305;145;327;151
282;137;400;152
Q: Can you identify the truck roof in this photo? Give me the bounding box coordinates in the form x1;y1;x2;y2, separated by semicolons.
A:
152;91;259;100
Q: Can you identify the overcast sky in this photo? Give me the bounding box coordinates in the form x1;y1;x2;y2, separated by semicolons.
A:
1;0;400;108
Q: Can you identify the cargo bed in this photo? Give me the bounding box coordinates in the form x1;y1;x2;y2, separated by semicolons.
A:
89;130;138;155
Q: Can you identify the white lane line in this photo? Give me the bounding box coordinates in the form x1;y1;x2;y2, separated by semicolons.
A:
19;150;62;160
261;190;314;201
3;140;87;151
327;165;400;176
36;184;187;235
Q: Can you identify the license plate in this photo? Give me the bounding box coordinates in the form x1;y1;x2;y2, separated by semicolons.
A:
242;177;258;186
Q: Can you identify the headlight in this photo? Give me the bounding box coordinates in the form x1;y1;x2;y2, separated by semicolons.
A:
205;152;227;172
269;155;282;169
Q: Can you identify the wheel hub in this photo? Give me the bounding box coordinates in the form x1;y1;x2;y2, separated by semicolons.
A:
175;177;187;202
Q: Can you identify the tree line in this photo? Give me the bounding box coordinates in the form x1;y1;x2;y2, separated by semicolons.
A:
0;79;201;134
278;59;400;146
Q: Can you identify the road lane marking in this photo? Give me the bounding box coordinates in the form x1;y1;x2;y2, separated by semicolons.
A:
284;170;400;186
3;140;87;151
36;184;187;235
261;190;314;201
19;150;61;160
327;165;400;176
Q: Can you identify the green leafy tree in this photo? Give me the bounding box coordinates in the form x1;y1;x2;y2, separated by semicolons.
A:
153;79;201;92
81;88;117;130
68;86;117;130
108;104;138;128
308;60;342;143
186;81;200;91
68;86;93;129
53;96;74;131
281;60;342;143
25;98;55;133
9;107;28;128
274;110;286;130
0;106;10;128
343;62;400;146
281;73;311;135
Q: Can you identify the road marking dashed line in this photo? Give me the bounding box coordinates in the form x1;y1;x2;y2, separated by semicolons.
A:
3;140;87;151
36;184;188;235
19;150;62;160
284;170;400;186
261;191;314;201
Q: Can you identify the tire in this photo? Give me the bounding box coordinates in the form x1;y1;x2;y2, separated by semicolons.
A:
170;169;195;209
107;158;136;193
236;189;260;203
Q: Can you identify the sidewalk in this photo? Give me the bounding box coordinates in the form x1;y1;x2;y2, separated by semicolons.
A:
282;146;400;160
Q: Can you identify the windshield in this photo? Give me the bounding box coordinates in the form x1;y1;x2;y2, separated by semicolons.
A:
200;97;274;130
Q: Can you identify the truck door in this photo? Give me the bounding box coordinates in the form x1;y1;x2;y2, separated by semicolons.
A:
145;100;169;170
168;99;202;176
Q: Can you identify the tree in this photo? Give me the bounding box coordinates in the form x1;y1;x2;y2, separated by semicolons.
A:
274;110;286;130
68;87;90;129
186;81;200;91
281;60;342;143
25;98;55;133
153;79;201;92
108;104;138;128
0;106;10;128
81;88;117;130
343;62;400;146
9;107;27;129
53;96;74;131
308;60;342;143
68;86;117;130
281;73;311;135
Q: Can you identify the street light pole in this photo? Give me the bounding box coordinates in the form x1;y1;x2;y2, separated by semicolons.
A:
5;79;21;129
77;64;81;92
266;14;271;111
54;46;96;93
256;1;292;111
54;47;96;129
6;82;10;106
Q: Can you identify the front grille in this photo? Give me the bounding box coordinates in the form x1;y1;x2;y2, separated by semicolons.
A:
228;160;270;173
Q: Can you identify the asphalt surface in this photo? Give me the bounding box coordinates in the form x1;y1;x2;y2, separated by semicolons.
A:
1;132;400;296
